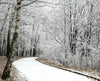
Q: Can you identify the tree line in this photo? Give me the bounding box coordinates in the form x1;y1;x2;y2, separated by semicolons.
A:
0;0;100;80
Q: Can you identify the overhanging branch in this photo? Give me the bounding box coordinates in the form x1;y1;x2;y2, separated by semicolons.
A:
19;0;37;9
20;0;60;9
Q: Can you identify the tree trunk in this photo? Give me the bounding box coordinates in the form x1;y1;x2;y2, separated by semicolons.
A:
2;0;21;79
6;11;15;58
33;48;36;56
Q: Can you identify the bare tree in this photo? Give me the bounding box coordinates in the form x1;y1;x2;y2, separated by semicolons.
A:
1;0;21;79
6;9;16;58
2;0;37;79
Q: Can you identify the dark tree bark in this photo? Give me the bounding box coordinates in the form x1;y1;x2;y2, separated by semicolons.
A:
2;0;21;79
33;48;36;56
6;11;15;58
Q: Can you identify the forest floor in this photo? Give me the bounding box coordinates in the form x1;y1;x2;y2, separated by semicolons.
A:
0;56;23;81
0;56;100;81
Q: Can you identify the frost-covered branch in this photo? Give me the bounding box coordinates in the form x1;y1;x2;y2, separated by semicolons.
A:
20;0;37;8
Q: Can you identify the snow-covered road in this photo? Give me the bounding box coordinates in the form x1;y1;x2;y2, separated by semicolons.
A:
13;57;95;81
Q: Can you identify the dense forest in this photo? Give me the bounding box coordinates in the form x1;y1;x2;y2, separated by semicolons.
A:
0;0;100;78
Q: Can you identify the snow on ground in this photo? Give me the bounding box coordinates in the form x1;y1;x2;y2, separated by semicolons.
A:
13;57;95;81
64;67;100;80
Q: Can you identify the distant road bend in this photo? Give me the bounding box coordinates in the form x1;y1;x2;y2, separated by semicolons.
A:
37;58;100;81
